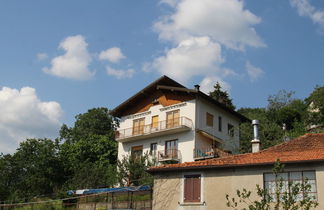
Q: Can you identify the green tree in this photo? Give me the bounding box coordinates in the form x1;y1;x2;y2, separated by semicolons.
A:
0;154;14;201
65;162;117;189
8;138;63;201
305;85;324;127
60;107;117;143
238;108;284;153
267;90;296;110
117;153;156;187
226;160;318;210
209;82;236;110
59;108;118;190
238;90;309;153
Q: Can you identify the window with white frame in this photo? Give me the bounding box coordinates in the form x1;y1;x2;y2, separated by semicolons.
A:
264;170;317;201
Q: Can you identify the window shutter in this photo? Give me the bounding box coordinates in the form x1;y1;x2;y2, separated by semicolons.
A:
184;175;201;202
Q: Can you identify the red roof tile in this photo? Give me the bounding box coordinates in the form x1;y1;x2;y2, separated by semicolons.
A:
148;133;324;172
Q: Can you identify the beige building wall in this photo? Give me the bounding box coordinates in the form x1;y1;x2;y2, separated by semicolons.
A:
152;163;324;210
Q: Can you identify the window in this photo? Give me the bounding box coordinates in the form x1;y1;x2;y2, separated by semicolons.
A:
166;110;180;128
151;115;159;129
218;116;222;132
131;145;143;159
228;123;234;137
150;143;157;156
133;118;145;135
184;174;201;202
206;113;214;127
264;171;317;201
165;139;178;158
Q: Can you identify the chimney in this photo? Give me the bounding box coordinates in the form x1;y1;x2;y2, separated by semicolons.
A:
194;84;200;91
251;120;260;153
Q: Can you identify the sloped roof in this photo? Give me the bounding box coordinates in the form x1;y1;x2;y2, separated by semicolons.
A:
110;75;186;117
148;133;324;172
110;75;249;121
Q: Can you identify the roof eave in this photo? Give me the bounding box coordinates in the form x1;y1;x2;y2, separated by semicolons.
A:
147;158;324;174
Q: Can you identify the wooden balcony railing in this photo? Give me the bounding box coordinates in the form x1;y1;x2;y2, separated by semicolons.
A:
157;149;181;162
115;117;192;140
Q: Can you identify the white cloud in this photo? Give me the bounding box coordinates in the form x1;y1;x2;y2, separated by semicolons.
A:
0;86;63;154
99;47;126;63
149;36;226;83
245;61;264;82
147;0;265;90
106;66;135;79
290;0;324;29
199;76;231;94
155;0;265;50
43;35;94;80
36;53;48;61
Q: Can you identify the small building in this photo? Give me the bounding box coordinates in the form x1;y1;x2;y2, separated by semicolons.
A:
111;75;249;164
148;133;324;210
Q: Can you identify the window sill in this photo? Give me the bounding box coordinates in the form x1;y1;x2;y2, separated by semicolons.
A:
179;201;205;206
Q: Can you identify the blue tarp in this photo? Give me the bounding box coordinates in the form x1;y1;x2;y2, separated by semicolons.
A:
68;185;151;195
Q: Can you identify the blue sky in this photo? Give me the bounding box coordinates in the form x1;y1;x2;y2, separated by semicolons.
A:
0;0;324;153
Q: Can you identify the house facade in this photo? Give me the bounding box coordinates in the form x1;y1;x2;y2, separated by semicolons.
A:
148;133;324;210
111;76;248;164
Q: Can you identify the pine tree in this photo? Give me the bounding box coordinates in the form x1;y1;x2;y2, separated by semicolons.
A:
209;82;236;110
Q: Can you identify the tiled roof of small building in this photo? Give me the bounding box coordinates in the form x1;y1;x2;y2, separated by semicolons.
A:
148;133;324;172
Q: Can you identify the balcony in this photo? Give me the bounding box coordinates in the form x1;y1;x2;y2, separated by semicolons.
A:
115;117;193;142
193;147;216;160
157;149;181;163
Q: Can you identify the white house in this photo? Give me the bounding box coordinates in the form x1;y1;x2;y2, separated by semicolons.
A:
111;76;249;164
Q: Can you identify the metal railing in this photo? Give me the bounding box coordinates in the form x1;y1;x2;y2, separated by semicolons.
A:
115;117;192;140
157;149;181;162
193;147;215;159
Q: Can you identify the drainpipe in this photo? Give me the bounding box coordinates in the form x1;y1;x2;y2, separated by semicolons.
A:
251;120;260;153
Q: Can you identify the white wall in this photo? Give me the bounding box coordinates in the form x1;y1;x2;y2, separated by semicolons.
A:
195;97;241;153
117;99;196;163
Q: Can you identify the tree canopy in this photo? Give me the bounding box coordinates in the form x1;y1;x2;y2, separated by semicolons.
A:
238;86;324;153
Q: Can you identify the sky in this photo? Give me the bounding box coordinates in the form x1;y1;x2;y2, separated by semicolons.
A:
0;0;324;154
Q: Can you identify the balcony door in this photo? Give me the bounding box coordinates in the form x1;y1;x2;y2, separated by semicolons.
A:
166;110;180;128
151;115;159;130
133;118;145;135
165;139;178;158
